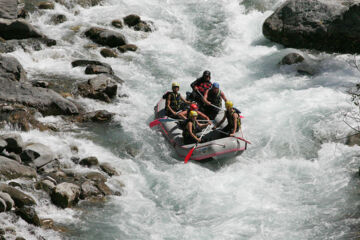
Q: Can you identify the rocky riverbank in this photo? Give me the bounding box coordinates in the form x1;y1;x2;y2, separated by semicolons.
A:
0;0;154;239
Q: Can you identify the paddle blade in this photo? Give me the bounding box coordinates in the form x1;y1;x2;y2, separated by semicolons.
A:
184;146;195;163
234;136;251;144
240;115;245;119
149;119;160;128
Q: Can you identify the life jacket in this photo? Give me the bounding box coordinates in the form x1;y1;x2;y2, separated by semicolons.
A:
207;89;222;107
165;92;182;112
226;108;241;131
197;81;212;94
182;119;198;139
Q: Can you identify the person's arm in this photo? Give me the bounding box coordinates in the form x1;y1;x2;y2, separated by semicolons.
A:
190;78;200;90
196;119;210;129
198;111;210;121
167;94;177;116
203;89;211;105
213;115;226;129
188;122;200;142
230;113;238;136
221;91;227;102
180;94;191;105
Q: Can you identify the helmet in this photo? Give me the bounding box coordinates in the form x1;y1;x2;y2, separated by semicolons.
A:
225;100;233;109
212;82;219;89
189;110;198;118
172;82;180;88
202;70;211;77
190;103;199;111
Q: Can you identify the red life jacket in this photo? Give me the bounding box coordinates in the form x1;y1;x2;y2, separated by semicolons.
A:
197;81;212;94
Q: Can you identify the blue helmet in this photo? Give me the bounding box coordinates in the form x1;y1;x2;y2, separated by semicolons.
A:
212;82;219;89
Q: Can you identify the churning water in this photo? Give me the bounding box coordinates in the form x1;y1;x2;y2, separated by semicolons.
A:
4;0;360;239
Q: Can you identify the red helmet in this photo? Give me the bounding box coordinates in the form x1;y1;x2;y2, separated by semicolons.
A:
190;103;198;111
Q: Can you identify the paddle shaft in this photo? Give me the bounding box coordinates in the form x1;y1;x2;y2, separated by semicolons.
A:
214;128;251;144
184;124;212;163
196;89;224;111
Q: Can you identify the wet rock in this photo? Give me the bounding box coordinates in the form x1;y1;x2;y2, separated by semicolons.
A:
73;110;114;123
262;0;360;54
77;74;118;103
79;156;98;167
71;59;111;68
70;145;78;154
100;162;119;176
38;2;55;10
0;55;27;82
0;228;4;235
0;0;17;19
0;198;5;212
111;19;123;29
0;19;44;40
80;180;101;199
0;78;79;116
70;156;80;164
37;159;60;174
6;109;51;131
15;237;26;240
55;0;102;8
1;151;21;163
35;179;56;194
17;8;28;19
123;14;141;27
83;171;106;183
0;156;36;180
32;80;49;88
15;206;41;226
100;48;118;58
0;184;36;207
0;192;15;211
96;181;112;195
346;133;360;146
118;44;138;53
0;39;45;53
0;139;6;153
21;143;54;168
280;53;305;65
51;182;81;208
2;133;24;154
40;218;54;229
51;14;67;25
84;27;127;47
134;21;152;32
85;64;114;75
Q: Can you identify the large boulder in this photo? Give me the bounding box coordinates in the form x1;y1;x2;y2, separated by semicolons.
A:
73;110;114;123
77;74;118;103
123;14;152;32
15;206;41;226
20;143;54;168
100;162;119;176
0;184;36;207
50;182;81;208
0;192;14;211
84;27;127;47
0;55;27;82
0;156;37;180
0;19;44;40
79;156;98;167
2;133;24;154
0;78;78;115
85;64;113;75
71;59;111;68
263;0;360;54
80;180;101;199
0;198;5;212
0;0;17;19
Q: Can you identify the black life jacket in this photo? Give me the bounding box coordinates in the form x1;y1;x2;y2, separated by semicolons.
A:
226;108;241;131
182;119;198;139
208;89;222;107
165;92;182;112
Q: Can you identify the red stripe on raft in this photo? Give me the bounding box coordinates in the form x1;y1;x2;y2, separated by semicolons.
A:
177;147;246;161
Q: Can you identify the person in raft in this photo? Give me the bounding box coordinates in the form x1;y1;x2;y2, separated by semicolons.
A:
165;82;191;119
182;111;211;144
202;82;227;120
212;100;241;137
181;103;211;123
189;70;212;105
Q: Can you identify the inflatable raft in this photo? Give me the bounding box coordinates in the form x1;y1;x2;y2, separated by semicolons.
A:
153;97;247;162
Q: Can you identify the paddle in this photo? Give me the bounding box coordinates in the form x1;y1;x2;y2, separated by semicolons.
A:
149;118;167;128
149;117;213;128
184;124;212;163
213;128;251;144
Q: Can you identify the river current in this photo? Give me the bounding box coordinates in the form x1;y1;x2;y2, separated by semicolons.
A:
4;0;360;239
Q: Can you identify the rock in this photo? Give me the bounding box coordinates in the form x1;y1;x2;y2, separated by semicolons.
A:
15;237;26;240
17;8;28;19
0;19;44;40
2;133;24;154
35;179;56;194
6;109;51;131
40;218;54;229
50;182;81;208
55;0;102;8
73;110;114;123
123;14;141;27
85;64;114;75
118;44;138;53
21;143;54;168
0;0;17;19
0;139;6;153
70;145;78;154
0;192;15;211
0;156;36;180
15;206;41;226
83;171;106;183
84;27;127;47
70;156;80;164
111;19;123;29
32;80;49;88
262;0;360;54
280;53;305;65
100;48;118;58
134;21;152;32
0;228;4;235
79;156;98;167
37;159;60;174
0;55;27;82
1;151;21;163
38;2;55;10
71;59;111;68
80;180;101;199
96;181;112;195
346;133;360;146
0;183;36;207
77;74;118;103
100;162;119;176
0;198;5;212
0;78;79;116
51;14;67;25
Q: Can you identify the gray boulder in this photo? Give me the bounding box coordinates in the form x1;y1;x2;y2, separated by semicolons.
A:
20;143;54;168
111;19;123;29
80;180;101;199
123;14;152;32
118;44;138;53
263;0;360;53
79;156;98;167
0;55;27;82
0;156;36;180
77;74;118;103
51;182;81;208
0;138;6;153
35;179;56;194
83;171;106;183
0;198;5;212
0;192;14;211
0;183;36;207
73;110;114;123
0;0;17;19
0;78;78;115
84;27;127;47
0;19;44;40
85;64;114;75
100;48;118;58
50;14;67;25
280;53;304;65
71;59;112;68
38;1;55;10
100;162;119;176
2;133;24;154
15;206;41;226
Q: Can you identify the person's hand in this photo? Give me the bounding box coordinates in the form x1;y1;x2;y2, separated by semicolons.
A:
196;138;201;143
194;86;198;90
229;133;234;137
212;126;217;130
